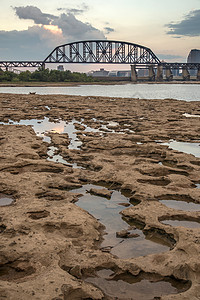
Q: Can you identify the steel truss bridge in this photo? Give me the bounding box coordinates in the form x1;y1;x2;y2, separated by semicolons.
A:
0;40;199;70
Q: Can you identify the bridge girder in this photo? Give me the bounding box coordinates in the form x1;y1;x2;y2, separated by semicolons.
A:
0;40;200;70
44;40;161;65
0;61;44;68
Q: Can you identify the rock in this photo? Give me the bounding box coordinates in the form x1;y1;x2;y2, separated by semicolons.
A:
88;188;113;199
1;93;200;300
118;202;130;207
116;229;140;238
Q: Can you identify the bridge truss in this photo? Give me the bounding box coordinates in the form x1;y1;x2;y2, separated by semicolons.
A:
0;40;199;70
0;61;44;69
44;40;161;65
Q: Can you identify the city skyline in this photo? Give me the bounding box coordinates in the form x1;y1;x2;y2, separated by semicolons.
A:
0;0;200;72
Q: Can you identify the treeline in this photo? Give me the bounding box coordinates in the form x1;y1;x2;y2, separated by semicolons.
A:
0;68;95;82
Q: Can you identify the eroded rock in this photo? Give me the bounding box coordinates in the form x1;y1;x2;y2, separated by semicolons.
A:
0;93;200;299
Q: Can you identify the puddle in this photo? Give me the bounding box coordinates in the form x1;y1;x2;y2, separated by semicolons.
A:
90;118;134;134
0;194;14;206
162;140;200;158
1;117;136;170
107;121;119;127
0;117;82;147
161;219;200;228
85;269;190;300
47;146;81;169
196;184;200;188
47;146;71;166
71;184;170;259
183;113;200;118
160;200;200;211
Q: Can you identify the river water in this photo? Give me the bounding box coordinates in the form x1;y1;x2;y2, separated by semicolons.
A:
0;83;200;101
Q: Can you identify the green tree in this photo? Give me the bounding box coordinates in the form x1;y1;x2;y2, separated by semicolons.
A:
18;70;32;82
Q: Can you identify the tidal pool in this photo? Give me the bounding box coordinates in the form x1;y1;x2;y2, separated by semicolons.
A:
0;194;14;206
161;140;200;158
85;269;190;300
183;113;200;118
161;219;200;228
71;184;170;259
160;199;200;211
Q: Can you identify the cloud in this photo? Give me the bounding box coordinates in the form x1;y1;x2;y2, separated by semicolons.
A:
0;26;64;60
57;3;89;15
157;54;185;62
104;27;115;34
14;5;105;40
0;6;106;60
52;13;105;41
166;9;200;37
14;6;57;25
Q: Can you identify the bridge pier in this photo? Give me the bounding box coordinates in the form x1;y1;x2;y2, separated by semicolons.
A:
197;68;200;81
131;65;137;82
156;65;163;81
182;66;190;81
148;66;155;81
166;67;173;81
41;63;45;70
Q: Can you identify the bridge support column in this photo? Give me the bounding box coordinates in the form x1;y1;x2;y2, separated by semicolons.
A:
148;66;155;81
131;65;137;82
182;66;190;81
156;65;163;81
197;68;200;81
166;67;173;81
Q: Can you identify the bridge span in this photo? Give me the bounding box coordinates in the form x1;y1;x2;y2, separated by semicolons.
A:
0;40;200;81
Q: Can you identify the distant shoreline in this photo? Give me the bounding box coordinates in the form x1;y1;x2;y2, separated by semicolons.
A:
0;80;200;87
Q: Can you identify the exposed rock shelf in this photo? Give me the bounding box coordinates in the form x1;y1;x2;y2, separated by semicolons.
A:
0;93;200;299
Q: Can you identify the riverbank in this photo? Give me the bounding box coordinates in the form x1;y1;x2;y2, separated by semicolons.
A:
0;93;200;299
0;80;200;87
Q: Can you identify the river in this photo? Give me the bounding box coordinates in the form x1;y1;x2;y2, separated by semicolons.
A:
0;83;200;101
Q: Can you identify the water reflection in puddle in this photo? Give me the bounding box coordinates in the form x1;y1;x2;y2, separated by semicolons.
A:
160;200;200;211
0;194;14;206
0;117;83;167
162;140;200;158
47;146;81;169
161;219;200;228
85;269;190;300
183;113;200;118
71;184;170;259
0;117;136;170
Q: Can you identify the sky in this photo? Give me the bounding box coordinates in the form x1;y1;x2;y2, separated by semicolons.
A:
0;0;200;71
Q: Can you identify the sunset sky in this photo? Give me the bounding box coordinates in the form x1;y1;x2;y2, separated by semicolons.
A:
0;0;200;71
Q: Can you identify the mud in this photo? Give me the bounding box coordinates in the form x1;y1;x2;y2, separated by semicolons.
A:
0;93;200;299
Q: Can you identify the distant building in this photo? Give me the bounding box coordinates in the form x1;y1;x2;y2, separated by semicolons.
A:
108;70;131;77
88;68;131;77
88;68;109;77
187;50;200;76
57;65;64;71
117;71;131;77
108;70;118;77
137;69;149;77
187;49;200;63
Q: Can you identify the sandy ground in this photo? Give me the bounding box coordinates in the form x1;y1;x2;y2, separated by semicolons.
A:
0;93;200;299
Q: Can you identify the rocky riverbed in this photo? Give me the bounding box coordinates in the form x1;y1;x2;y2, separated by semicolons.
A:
0;93;200;300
